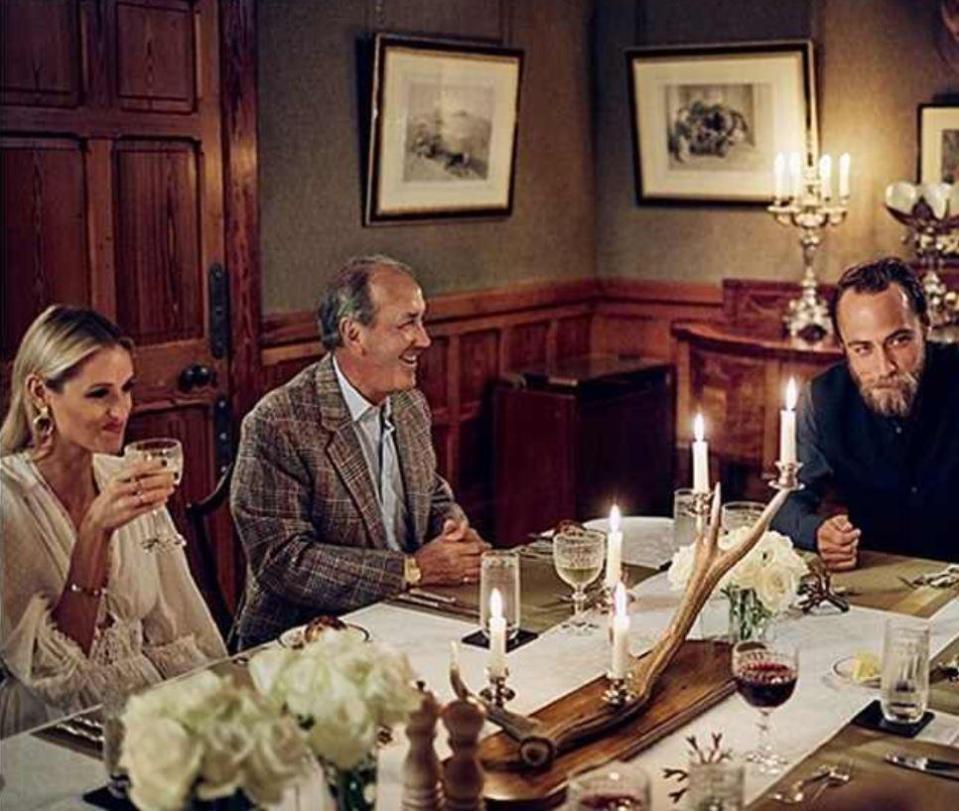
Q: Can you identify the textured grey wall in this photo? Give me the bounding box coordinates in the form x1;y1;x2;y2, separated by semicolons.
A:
595;0;957;283
259;1;957;307
258;0;596;312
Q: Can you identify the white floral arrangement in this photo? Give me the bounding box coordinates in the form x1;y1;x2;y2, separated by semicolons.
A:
120;670;310;811
249;628;421;770
667;527;808;615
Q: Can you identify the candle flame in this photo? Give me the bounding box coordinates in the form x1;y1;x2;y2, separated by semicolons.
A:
786;378;798;410
614;582;627;617
610;504;621;533
693;413;705;442
490;588;503;620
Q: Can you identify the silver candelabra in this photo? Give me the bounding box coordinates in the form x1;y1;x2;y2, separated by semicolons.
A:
768;161;849;342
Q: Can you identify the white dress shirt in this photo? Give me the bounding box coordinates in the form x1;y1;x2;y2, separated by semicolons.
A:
332;356;410;551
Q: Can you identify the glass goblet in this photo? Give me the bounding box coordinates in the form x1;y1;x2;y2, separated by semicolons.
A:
732;639;799;774
123;438;184;551
553;526;605;635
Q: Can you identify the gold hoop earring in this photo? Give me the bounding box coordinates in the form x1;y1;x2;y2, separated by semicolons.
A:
32;404;54;441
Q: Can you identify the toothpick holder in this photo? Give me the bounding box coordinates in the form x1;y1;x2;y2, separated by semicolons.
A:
479;669;515;707
770;460;804;492
602;674;636;708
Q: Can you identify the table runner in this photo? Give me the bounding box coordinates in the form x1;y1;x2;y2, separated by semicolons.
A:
836;551;959;618
387;554;657;634
751;722;959;809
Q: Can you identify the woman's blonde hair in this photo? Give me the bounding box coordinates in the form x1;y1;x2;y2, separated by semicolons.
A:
1;305;133;455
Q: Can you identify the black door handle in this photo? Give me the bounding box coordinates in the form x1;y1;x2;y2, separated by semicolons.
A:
178;364;217;392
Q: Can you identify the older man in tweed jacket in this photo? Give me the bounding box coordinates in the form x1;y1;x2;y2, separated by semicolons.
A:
232;256;487;647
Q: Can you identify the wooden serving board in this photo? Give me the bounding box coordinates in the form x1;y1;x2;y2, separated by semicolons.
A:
478;640;735;809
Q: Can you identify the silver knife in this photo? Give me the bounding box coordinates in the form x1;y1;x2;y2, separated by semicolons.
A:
885;752;959;781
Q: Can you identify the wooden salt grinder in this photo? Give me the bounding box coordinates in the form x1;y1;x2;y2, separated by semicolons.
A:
402;684;443;811
441;696;486;811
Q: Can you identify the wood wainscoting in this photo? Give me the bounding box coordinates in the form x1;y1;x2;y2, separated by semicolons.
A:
255;277;719;540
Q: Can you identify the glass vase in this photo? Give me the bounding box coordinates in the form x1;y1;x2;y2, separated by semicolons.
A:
324;751;378;811
726;587;772;643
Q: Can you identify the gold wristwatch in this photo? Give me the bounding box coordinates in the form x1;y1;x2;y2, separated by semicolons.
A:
403;555;422;588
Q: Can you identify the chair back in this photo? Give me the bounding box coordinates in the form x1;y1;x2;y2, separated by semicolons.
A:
185;462;238;641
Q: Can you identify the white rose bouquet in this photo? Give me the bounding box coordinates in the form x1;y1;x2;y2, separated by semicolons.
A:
120;670;310;811
668;527;807;637
249;628;420;771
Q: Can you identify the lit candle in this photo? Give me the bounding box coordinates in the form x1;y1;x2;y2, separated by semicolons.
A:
610;583;631;679
488;589;507;678
773;153;785;201
692;413;709;493
818;154;832;199
839;153;851;198
604;504;623;589
789;152;802;199
780;378;798;465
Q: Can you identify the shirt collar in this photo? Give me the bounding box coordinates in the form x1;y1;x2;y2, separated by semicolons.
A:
332;355;392;424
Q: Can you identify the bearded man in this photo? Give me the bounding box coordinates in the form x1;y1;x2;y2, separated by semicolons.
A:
772;257;959;569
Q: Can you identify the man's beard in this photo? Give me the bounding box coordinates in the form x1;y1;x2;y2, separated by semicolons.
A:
852;351;924;418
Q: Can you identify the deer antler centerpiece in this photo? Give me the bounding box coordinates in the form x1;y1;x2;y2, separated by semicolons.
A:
452;483;791;770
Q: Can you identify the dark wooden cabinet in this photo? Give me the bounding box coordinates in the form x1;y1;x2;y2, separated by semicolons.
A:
494;355;674;545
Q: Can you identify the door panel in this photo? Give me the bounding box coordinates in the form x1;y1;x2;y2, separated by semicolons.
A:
0;0;80;108
115;0;196;113
1;136;89;354
114;140;203;342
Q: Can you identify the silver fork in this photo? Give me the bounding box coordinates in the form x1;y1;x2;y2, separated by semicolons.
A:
807;761;853;805
770;764;833;804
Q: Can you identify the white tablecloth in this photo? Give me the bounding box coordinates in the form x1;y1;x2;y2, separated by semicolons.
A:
3;573;958;810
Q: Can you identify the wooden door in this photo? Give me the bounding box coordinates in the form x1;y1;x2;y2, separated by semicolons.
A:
1;0;239;606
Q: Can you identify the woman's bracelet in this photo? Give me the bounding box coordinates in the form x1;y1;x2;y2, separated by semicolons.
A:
67;581;108;599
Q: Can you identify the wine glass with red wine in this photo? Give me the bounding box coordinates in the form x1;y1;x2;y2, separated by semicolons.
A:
732;640;799;774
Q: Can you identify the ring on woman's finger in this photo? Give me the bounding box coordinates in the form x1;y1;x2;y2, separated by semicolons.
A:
135;491;145;507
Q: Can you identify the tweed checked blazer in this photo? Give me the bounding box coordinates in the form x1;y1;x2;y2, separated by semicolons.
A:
231;353;463;646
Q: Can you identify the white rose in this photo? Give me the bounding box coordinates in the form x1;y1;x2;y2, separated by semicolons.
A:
249;647;295;699
726;550;763;591
194;720;251;801
122;719;201;811
667;544;696;591
306;680;377;769
244;717;310;806
754;565;799;615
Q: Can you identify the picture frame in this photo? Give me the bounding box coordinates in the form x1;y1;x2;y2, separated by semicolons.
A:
365;34;523;225
626;41;817;205
918;103;959;183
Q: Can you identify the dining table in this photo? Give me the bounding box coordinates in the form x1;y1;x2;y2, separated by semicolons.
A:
2;533;959;810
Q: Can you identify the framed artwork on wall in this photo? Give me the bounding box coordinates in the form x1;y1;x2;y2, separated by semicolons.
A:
365;34;523;225
919;103;959;183
626;41;817;205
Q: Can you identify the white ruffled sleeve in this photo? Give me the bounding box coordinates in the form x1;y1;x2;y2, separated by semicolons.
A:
140;508;227;676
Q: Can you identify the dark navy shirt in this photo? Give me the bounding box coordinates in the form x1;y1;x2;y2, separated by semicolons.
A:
772;342;959;561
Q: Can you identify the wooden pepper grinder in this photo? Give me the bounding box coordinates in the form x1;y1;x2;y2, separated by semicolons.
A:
402;683;443;811
441;696;486;811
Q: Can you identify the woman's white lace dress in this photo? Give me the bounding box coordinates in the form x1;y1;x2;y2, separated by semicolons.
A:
0;452;227;737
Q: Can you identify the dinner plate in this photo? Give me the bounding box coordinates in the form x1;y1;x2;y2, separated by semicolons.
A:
832;655;881;688
278;622;371;649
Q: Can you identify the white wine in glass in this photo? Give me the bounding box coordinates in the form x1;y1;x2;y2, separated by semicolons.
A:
553;526;605;635
123;438;184;551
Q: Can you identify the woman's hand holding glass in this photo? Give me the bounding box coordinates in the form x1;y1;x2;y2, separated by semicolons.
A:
82;459;176;540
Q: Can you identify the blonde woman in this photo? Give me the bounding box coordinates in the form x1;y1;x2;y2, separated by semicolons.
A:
0;306;225;737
